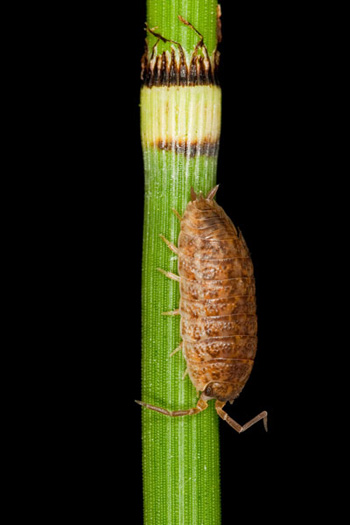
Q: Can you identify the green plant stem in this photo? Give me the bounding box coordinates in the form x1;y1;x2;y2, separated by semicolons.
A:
141;1;221;523
146;0;218;57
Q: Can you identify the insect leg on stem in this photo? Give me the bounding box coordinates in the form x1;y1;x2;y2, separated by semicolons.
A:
156;268;180;281
169;342;183;357
159;234;178;255
135;396;208;417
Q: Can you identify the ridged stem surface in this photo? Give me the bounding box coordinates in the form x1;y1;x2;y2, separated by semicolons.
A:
141;1;221;523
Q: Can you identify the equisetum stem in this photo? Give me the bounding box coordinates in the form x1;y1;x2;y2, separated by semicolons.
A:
140;1;222;523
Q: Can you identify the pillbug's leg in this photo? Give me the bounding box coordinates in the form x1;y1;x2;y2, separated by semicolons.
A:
135;396;208;417
215;401;268;433
182;368;188;380
172;208;182;221
170;342;183;357
159;234;178;255
162;309;180;316
157;268;180;282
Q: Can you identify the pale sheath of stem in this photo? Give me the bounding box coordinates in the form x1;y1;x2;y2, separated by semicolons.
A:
140;1;222;523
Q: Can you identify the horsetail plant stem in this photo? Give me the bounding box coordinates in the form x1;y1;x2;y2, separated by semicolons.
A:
140;1;222;523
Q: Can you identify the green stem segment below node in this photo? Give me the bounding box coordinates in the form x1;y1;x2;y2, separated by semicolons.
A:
141;1;222;524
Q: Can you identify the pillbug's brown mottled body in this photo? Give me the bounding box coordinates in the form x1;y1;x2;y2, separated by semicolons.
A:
179;188;256;403
136;186;267;433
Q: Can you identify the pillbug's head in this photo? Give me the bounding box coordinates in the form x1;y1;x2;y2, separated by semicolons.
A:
203;382;240;403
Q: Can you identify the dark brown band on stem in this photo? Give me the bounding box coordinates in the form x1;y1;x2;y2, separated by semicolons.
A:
149;138;220;157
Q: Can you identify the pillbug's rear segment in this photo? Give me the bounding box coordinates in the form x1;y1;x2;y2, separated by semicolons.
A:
136;186;267;433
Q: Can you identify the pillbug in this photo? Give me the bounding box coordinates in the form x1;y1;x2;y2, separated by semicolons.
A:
136;186;267;433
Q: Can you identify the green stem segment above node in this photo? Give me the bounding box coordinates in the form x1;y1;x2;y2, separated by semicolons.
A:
145;0;220;58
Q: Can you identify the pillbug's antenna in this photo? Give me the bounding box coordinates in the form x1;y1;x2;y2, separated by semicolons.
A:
206;185;219;200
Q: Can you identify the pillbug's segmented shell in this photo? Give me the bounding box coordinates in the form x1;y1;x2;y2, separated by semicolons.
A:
178;188;257;403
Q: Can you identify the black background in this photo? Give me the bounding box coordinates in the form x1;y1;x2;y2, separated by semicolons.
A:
56;1;332;522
